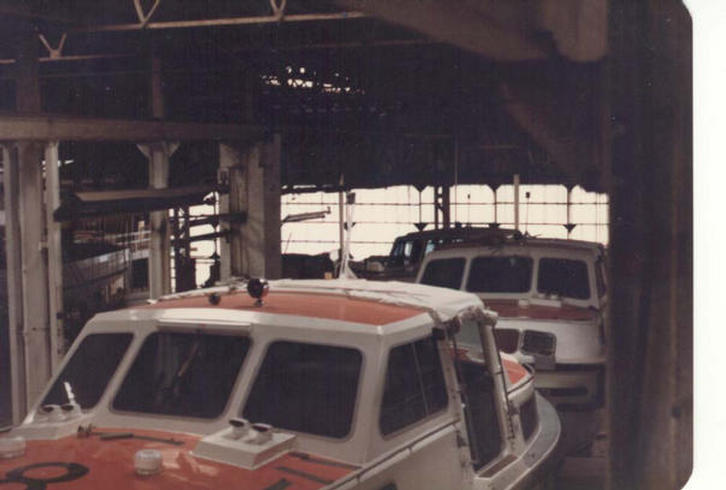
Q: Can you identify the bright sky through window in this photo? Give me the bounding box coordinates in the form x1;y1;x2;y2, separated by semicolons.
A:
183;185;608;287
280;185;609;260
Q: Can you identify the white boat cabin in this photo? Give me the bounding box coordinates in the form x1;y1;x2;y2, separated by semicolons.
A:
416;237;607;409
0;280;560;490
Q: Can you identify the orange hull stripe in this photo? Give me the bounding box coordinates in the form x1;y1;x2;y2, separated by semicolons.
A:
486;300;597;322
502;358;528;385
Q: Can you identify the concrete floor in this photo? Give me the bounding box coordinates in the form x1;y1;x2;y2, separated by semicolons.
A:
556;456;607;489
554;410;608;489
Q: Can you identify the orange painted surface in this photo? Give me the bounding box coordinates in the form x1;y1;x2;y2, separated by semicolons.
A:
501;358;528;385
141;291;425;326
0;429;356;489
486;300;598;322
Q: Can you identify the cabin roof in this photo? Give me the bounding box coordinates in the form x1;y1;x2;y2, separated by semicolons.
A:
98;279;484;331
429;237;603;256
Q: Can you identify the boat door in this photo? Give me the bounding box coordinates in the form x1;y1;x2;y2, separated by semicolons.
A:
453;310;517;479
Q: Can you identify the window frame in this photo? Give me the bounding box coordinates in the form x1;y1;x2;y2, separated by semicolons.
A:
41;332;135;410
535;256;591;300
240;338;366;442
419;257;467;290
465;255;535;294
378;335;451;439
110;329;252;421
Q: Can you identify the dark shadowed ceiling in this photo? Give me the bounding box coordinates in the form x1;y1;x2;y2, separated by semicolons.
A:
0;0;608;192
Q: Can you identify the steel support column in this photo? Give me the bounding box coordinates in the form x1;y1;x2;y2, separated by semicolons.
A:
140;53;175;298
44;141;64;365
141;142;174;298
433;185;450;229
513;174;520;231
11;25;52;412
2;144;26;423
18;141;51;408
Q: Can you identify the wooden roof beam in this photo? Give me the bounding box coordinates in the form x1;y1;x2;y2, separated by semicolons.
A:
341;0;607;62
0;113;264;142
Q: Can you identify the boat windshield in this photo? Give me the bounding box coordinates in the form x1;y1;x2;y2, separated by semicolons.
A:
42;333;133;408
466;256;533;293
113;331;250;419
537;257;591;300
389;238;424;265
243;341;362;438
419;258;466;290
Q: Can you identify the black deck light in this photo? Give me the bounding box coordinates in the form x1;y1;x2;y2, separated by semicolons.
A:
247;278;269;307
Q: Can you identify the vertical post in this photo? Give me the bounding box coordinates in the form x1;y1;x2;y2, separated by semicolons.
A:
513;174;520;231
338;177;345;269
565;185;573;238
453;137;459;224
442;186;450;229
18;141;50;408
218;143;240;281
3;144;26;423
607;1;692;488
145;52;172;298
14;24;51;410
44;141;64;366
433;185;451;229
219;135;282;280
492;184;499;224
247;134;282;279
147;143;171;298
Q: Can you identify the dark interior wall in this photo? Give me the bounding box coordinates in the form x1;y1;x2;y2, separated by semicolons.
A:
0;249;9;428
608;1;692;488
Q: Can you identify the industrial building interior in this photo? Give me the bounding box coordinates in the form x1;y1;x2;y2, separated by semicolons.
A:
0;1;691;489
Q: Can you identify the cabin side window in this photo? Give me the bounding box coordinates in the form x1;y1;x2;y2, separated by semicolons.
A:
243;341;363;439
419;258;466;290
380;336;449;436
537;258;590;300
113;332;250;419
459;360;503;469
42;333;133;408
595;256;608;298
466;256;533;293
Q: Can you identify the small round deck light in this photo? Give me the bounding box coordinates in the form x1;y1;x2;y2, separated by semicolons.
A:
228;418;250;439
207;292;221;305
38;404;64;422
250;423;273;444
61;402;82;418
247;278;269;306
134;449;162;476
0;436;25;459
